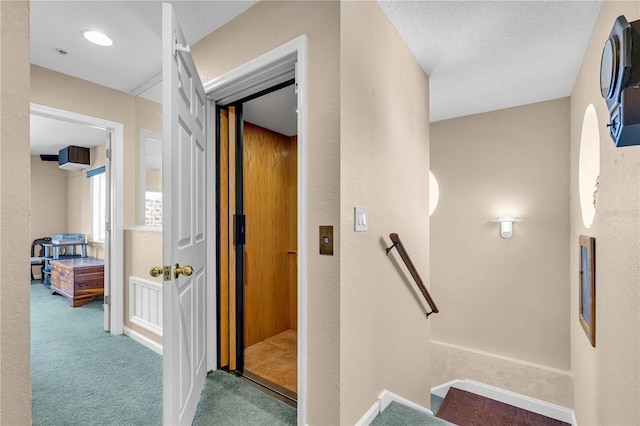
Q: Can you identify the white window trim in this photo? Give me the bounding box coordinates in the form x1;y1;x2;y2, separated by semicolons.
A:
90;171;107;243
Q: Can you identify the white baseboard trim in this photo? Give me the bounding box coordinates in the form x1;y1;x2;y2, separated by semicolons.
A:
432;379;465;398
379;390;433;414
355;390;433;426
123;326;163;355
356;401;380;426
431;379;576;425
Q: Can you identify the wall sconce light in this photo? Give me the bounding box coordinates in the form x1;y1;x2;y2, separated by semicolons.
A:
494;217;520;239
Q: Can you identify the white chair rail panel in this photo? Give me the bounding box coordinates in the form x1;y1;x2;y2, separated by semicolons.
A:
129;276;163;336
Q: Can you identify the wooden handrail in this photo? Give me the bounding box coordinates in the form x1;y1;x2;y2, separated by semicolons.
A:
386;233;439;317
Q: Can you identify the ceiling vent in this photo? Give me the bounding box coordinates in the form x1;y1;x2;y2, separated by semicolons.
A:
58;145;90;170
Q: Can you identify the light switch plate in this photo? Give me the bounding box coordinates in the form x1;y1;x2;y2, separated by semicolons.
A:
354;207;368;232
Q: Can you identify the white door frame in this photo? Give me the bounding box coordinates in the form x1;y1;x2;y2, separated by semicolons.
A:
30;103;124;335
203;35;308;425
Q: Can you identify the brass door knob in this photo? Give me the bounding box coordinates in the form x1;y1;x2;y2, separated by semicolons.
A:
149;266;163;277
174;263;193;279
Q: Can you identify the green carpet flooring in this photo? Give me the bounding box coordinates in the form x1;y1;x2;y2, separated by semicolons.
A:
31;280;297;426
370;401;454;426
192;371;297;425
31;280;163;425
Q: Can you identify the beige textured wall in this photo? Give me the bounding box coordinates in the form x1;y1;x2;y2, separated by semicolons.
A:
66;143;105;259
30;156;67;244
66;169;89;232
124;228;163;344
91;143;106;170
431;98;571;373
30;65;138;227
191;2;340;424
135;98;162;134
0;1;31;423
129;98;162;341
569;2;640;424
432;342;572;408
340;1;431;423
88;143;106;259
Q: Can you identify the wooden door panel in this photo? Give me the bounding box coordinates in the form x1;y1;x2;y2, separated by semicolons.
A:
243;122;292;347
287;137;298;329
219;109;229;368
228;106;237;371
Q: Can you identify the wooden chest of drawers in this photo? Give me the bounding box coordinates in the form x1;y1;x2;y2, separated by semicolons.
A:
50;258;104;307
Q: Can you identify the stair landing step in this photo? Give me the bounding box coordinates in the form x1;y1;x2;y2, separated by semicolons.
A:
437;388;570;426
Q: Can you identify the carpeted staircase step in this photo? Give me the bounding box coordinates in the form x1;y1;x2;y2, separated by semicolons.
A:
436;387;570;426
370;401;455;426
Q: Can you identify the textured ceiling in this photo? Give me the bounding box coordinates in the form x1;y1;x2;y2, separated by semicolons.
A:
30;0;603;149
30;1;257;99
30;114;107;156
30;1;257;154
378;1;603;122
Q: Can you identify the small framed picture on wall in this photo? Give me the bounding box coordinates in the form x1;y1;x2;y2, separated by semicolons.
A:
579;235;596;347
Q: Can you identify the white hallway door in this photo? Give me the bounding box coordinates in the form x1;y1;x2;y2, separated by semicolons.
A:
162;3;208;425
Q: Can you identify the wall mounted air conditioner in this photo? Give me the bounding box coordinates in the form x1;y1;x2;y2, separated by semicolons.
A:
58;146;90;170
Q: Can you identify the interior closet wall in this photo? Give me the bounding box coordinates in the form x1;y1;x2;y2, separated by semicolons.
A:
243;122;297;347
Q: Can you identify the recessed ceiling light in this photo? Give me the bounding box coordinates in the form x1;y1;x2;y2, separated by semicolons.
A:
82;30;113;47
